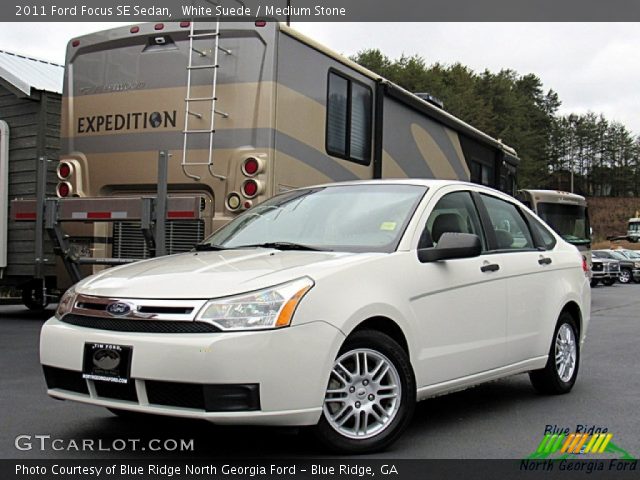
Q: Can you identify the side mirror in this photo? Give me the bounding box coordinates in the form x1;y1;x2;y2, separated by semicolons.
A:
418;232;482;263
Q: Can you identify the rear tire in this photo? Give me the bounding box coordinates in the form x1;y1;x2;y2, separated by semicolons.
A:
313;330;415;454
590;279;599;287
529;312;580;395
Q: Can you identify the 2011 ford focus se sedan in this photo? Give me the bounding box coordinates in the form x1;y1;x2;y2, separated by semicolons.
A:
41;180;590;453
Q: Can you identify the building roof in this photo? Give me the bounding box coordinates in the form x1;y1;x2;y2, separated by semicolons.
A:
0;50;63;97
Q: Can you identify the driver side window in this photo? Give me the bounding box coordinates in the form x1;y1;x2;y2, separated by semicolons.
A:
420;191;486;250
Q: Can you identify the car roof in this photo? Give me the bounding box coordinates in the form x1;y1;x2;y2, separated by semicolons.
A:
306;179;509;197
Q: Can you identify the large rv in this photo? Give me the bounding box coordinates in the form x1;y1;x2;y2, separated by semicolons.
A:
517;189;591;265
10;20;519;305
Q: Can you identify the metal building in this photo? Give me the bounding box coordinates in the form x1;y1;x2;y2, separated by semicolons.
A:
0;50;63;308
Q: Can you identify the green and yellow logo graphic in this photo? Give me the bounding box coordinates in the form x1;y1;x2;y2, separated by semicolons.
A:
529;433;636;460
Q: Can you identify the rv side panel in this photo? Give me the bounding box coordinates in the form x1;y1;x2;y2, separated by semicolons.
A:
273;29;376;191
380;95;470;181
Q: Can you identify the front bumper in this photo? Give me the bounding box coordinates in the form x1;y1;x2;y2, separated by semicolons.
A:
40;317;345;426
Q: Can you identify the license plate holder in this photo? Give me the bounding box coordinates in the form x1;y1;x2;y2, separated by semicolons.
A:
82;343;132;384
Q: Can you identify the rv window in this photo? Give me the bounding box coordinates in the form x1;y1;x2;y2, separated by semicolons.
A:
326;71;372;164
327;73;349;157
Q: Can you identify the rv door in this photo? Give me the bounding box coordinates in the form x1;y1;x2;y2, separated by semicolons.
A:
0;120;8;272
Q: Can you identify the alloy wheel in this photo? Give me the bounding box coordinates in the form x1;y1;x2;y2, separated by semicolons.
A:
555;324;577;382
323;349;401;439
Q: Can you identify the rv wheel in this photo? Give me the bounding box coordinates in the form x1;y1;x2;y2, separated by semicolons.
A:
21;281;49;311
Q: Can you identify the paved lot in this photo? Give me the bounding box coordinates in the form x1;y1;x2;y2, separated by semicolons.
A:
1;285;638;459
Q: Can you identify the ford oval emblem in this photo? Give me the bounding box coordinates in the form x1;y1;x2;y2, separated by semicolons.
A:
106;302;131;316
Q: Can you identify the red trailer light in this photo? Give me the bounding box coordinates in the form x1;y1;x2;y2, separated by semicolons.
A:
180;21;190;28
57;182;71;198
243;200;253;210
255;20;267;27
57;162;72;180
71;40;80;47
154;23;164;31
130;26;140;34
242;157;261;176
241;179;259;198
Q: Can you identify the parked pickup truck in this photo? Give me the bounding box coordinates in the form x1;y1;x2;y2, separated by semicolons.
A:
593;250;639;284
590;254;620;287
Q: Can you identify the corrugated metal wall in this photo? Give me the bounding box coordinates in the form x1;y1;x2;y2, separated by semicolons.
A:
1;85;59;280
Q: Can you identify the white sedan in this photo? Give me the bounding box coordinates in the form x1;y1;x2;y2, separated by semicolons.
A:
40;180;590;453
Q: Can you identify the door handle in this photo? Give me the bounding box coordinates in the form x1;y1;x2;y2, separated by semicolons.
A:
481;263;500;272
538;257;552;265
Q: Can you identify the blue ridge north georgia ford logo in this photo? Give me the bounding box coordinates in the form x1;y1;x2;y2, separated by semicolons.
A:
105;302;131;316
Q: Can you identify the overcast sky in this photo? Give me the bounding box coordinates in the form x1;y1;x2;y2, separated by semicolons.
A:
1;22;639;134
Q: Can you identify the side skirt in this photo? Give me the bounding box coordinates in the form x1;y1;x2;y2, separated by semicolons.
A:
416;356;548;401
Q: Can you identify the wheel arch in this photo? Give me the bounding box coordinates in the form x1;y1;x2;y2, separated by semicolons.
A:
560;300;582;336
349;316;410;357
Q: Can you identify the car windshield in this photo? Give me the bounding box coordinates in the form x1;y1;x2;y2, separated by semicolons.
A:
608;251;628;261
537;203;590;245
201;184;428;253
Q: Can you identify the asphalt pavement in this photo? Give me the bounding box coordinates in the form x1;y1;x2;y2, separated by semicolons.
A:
1;284;638;459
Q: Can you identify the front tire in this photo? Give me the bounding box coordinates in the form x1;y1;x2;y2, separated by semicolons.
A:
313;330;415;454
602;278;615;286
619;268;632;284
529;313;580;395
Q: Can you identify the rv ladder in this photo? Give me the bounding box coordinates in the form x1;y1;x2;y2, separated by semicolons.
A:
182;19;231;181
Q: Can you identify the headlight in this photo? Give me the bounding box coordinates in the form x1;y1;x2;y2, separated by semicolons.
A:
634;262;640;268
55;286;77;319
196;277;314;331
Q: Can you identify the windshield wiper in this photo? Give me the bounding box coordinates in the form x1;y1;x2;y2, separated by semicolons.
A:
233;241;329;251
194;243;229;251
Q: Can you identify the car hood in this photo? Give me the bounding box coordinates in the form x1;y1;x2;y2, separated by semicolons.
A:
594;258;617;264
76;249;379;299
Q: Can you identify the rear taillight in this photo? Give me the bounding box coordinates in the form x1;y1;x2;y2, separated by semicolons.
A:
582;255;589;275
57;182;72;198
241;157;262;177
241;179;260;198
57;162;72;180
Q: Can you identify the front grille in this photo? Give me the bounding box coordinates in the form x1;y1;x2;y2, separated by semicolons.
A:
146;381;260;412
60;314;221;333
94;381;138;402
113;220;205;259
43;366;88;394
75;302;193;316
